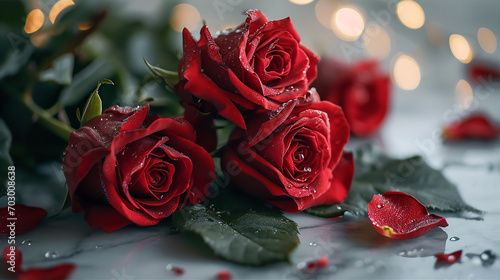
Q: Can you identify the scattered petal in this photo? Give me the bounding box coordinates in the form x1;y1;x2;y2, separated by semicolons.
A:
19;264;76;280
443;114;500;141
216;270;232;280
0;205;47;236
166;264;184;275
316;256;329;267
367;191;448;239
435;250;462;264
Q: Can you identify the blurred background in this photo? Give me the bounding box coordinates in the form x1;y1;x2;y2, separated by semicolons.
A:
1;0;499;168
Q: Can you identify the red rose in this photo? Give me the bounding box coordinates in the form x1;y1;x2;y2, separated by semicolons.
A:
312;59;390;136
222;90;354;212
175;9;319;129
62;105;214;232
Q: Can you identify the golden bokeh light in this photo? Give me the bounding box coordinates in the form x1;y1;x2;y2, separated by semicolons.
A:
449;34;473;64
170;4;201;33
396;0;425;29
79;21;93;31
289;0;314;5
477;27;497;54
30;32;50;48
455;79;473;110
393;54;421;91
315;0;338;29
331;7;365;41
49;0;75;24
24;9;45;34
363;24;391;59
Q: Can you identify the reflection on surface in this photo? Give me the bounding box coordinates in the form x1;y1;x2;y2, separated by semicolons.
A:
466;250;497;267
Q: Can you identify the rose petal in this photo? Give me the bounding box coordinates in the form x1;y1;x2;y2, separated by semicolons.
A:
19;264;76;280
368;191;448;239
0;205;47;236
443;114;500;140
435;250;462;264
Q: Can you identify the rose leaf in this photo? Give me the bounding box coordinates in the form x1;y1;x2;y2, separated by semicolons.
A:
173;190;299;266
306;145;482;219
144;57;179;91
79;79;113;126
0;118;13;198
39;54;74;86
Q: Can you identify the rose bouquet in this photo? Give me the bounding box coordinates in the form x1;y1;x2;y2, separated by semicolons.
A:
1;7;483;278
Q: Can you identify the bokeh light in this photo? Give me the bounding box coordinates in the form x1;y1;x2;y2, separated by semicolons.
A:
49;0;75;24
455;79;473;110
315;0;338;29
396;0;425;29
289;0;314;5
363;24;391;59
170;4;201;33
79;21;93;31
331;6;365;41
24;9;45;34
393;54;421;91
449;34;473;63
477;27;497;54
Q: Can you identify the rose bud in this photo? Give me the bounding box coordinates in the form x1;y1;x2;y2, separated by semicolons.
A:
311;58;390;137
175;9;319;129
222;90;354;212
62;105;215;232
443;114;500;141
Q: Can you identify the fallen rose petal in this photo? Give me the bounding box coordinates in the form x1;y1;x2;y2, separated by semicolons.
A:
216;270;231;280
435;250;462;264
0;205;47;236
443;114;500;141
19;264;76;280
468;61;500;83
3;246;22;273
367;191;448;239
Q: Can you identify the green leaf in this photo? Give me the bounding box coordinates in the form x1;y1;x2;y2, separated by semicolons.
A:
39;54;74;85
79;79;113;126
58;59;113;107
306;145;483;219
144;57;179;90
0;118;13;197
173;188;299;266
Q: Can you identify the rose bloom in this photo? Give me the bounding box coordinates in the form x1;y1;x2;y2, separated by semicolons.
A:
175;9;319;129
311;59;390;137
222;90;354;212
62;105;214;232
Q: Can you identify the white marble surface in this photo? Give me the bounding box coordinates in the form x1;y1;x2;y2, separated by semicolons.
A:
2;82;500;280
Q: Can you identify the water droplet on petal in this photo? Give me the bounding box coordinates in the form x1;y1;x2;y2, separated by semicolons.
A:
450;236;460;241
309;242;317;247
377;204;384;208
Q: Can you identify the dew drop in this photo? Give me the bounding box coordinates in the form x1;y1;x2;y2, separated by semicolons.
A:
94;245;103;249
309;242;317;247
450;236;460;241
377;204;384;209
44;251;59;259
286;184;292;188
411;219;416;223
22;239;33;246
303;167;312;172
